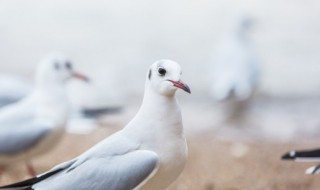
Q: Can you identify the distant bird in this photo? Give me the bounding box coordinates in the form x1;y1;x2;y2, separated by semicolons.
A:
0;68;120;135
0;53;88;176
65;70;125;134
0;59;190;190
67;80;124;119
79;106;122;118
210;16;260;123
282;148;320;174
0;75;32;107
67;106;123;135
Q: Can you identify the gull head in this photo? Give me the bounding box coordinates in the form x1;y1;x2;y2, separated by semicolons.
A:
146;59;191;96
233;15;254;37
238;16;253;30
36;53;89;86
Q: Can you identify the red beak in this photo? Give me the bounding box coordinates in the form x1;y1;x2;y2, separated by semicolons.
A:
168;80;191;94
72;72;90;82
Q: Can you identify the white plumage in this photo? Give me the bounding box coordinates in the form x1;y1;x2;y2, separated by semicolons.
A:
0;53;88;176
211;16;260;102
0;59;190;190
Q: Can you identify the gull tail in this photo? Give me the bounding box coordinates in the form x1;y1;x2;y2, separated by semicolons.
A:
0;168;63;190
80;106;123;118
306;164;320;175
281;148;320;162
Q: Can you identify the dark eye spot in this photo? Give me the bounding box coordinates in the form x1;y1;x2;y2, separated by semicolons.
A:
65;61;72;70
158;68;166;76
148;69;152;80
54;62;60;70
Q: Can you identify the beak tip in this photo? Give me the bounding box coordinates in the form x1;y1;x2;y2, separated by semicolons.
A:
72;72;90;83
168;80;191;94
183;83;191;94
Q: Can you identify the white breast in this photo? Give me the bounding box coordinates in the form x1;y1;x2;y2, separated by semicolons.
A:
128;120;188;190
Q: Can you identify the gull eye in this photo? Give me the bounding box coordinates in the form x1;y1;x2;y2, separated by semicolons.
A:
158;68;166;76
65;61;72;70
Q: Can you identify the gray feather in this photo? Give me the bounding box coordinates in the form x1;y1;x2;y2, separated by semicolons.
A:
32;150;158;190
0;123;52;155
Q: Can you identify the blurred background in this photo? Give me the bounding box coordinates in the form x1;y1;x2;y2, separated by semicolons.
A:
1;0;320;189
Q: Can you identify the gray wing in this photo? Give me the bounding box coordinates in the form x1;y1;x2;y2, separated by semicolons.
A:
0;122;52;155
0;98;20;108
0;96;36;128
33;150;158;190
80;106;122;118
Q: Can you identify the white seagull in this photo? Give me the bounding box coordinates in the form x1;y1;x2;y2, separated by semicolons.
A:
0;53;88;176
282;148;320;175
210;16;260;123
210;16;260;102
0;59;191;190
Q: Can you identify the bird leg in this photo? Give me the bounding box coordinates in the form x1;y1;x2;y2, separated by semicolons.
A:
25;162;36;177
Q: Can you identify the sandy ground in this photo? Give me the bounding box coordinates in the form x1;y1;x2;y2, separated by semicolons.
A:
0;127;319;190
1;98;320;190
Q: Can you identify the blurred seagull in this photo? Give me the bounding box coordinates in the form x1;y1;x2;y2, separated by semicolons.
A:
0;75;32;107
0;59;190;190
79;106;122;118
211;16;260;101
210;16;260;123
282;148;320;174
0;53;88;176
66;70;124;134
66;106;123;135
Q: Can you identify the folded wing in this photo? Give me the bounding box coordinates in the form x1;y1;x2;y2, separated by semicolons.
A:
0;150;158;190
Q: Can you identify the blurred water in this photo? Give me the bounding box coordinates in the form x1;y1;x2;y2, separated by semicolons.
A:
0;0;320;99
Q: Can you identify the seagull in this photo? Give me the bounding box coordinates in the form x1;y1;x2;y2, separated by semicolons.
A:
0;59;191;190
0;74;32;107
0;53;89;176
210;16;260;123
66;70;124;134
66;106;123;135
282;148;320;175
210;16;260;102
